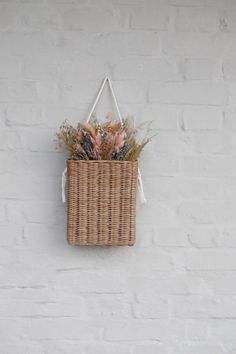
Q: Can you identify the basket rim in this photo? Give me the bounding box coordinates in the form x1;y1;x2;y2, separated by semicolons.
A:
67;159;138;164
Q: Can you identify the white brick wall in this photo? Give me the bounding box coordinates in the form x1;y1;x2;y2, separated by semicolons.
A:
1;0;236;353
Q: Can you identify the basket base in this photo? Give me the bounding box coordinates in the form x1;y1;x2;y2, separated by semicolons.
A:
67;239;135;247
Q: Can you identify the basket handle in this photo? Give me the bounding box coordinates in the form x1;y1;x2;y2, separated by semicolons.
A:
86;77;123;124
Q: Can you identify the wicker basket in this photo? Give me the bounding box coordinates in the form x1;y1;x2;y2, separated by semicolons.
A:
66;159;138;246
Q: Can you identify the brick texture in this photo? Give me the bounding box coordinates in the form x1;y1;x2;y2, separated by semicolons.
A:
0;0;235;353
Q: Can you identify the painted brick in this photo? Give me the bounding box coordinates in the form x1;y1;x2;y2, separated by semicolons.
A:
192;131;232;153
182;155;236;177
183;107;222;130
222;228;236;247
104;319;185;342
186;251;236;270
208;319;236;341
153;228;189;247
0;56;23;79
174;7;218;32
0;79;9;102
172;344;224;354
183;58;220;80
224;111;236;131
6;104;43;126
133;295;168;319
223;59;236;80
177;201;236;224
188;227;222;248
149;82;228;105
131;3;169;30
140;105;179;130
132;344;168;354
60;5;125;31
171;295;236;319
113;57;177;81
162;32;228;57
90;31;160;56
220;9;236;32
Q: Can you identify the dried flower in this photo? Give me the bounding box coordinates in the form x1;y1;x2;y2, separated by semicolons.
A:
114;131;125;153
56;115;156;161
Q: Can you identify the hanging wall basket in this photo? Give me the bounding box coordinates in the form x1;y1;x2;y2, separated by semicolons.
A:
59;77;150;246
66;78;138;246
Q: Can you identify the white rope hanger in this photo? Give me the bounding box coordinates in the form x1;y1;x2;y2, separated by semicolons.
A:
86;76;123;124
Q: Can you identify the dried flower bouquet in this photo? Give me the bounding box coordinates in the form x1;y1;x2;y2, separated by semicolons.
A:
56;115;155;161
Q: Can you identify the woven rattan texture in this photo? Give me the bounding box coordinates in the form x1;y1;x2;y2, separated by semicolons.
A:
67;160;138;246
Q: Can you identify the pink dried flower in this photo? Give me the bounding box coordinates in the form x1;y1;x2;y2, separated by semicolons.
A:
91;132;102;159
95;132;102;147
114;131;125;153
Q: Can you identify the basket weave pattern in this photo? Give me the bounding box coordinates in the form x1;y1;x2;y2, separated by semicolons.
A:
67;160;137;246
